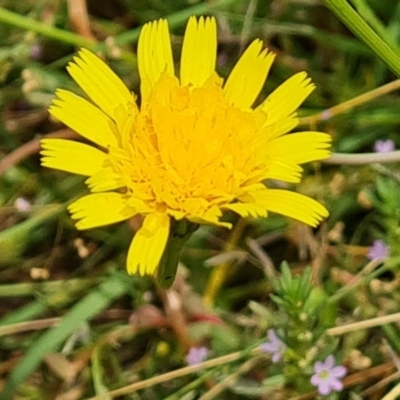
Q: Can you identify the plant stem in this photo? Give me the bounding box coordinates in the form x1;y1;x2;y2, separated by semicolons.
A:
325;151;400;165
351;0;400;52
156;220;198;289
321;0;400;77
115;0;239;46
203;218;247;308
0;6;95;48
87;349;262;400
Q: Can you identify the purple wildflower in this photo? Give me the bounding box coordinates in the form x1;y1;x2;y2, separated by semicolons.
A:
367;239;389;261
260;329;286;363
311;355;347;396
186;346;208;366
30;44;43;60
373;139;395;153
14;197;32;213
320;109;332;121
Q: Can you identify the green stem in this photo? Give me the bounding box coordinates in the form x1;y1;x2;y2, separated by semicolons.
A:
156;220;198;289
328;261;391;304
351;0;400;52
0;6;95;48
0;0;238;51
0;278;97;297
381;324;400;352
164;370;215;400
115;0;239;46
321;0;400;77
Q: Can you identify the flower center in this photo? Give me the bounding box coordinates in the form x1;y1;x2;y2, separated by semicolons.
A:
319;370;330;380
110;73;267;219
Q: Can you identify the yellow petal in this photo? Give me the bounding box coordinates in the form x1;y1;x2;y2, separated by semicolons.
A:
49;89;117;148
224;40;275;108
258;72;314;125
187;205;232;228
138;19;174;101
249;189;328;227
180;16;217;87
41;138;107;176
68;192;136;229
268;132;331;164
259;115;299;140
67;48;135;120
127;212;170;276
264;161;303;183
223;202;268;218
85;167;125;192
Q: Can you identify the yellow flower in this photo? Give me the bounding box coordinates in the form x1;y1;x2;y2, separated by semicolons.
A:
41;16;331;280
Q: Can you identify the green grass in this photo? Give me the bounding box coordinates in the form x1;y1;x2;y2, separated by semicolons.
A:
2;0;400;398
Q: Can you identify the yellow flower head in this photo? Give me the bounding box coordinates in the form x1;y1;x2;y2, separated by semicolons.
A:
41;17;331;278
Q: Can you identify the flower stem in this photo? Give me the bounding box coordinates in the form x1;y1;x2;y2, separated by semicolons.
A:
203;218;247;308
0;6;95;48
321;0;400;77
156;220;198;289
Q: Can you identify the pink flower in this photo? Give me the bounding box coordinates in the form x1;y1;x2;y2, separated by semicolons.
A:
14;197;32;213
373;139;395;153
30;44;43;60
367;240;389;261
260;329;286;363
311;355;347;396
186;346;208;366
320;110;332;121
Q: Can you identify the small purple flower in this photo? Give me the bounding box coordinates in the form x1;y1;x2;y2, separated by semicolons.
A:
367;239;389;261
260;329;286;363
320;109;332;121
14;197;32;213
373;139;395;153
186;346;208;366
30;44;43;60
311;355;347;396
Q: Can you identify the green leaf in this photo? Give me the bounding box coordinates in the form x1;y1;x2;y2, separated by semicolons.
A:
210;324;241;355
0;204;64;266
0;301;47;326
1;273;131;399
321;0;400;77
